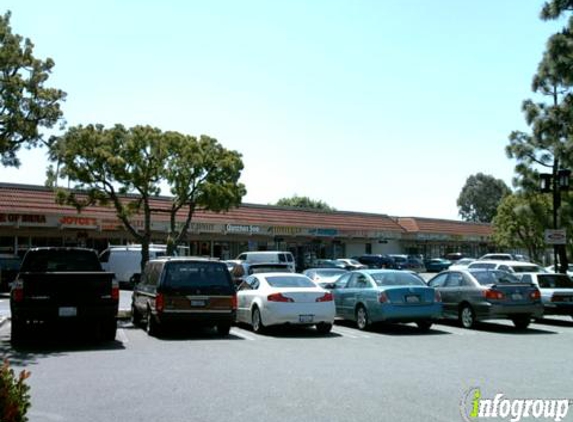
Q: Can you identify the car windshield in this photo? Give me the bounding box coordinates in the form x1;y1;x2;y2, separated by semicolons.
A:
537;274;573;288
510;265;544;273
471;270;521;285
370;272;426;287
163;262;231;288
21;249;101;272
266;275;316;288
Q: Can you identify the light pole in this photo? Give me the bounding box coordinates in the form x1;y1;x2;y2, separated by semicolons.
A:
540;166;571;273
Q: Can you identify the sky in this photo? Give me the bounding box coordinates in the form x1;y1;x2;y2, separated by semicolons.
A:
0;1;566;220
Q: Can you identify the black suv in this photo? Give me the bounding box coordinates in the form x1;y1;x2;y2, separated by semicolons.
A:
355;254;397;269
131;258;236;336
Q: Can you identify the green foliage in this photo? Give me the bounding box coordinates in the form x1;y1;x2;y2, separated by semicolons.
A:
0;359;31;422
0;11;66;167
456;173;511;223
275;195;336;211
540;0;573;20
492;193;551;262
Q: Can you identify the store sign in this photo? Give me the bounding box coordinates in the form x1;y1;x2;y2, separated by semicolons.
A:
309;228;338;237
269;226;304;236
59;216;98;228
0;213;48;225
545;229;567;245
226;224;261;234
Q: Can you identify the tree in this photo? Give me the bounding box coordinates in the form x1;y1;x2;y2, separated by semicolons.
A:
492;193;551;262
506;1;573;271
0;11;66;167
275;195;336;211
48;124;170;270
159;133;246;256
456;173;511;223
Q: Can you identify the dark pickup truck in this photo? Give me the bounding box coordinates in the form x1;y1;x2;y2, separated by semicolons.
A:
10;247;119;344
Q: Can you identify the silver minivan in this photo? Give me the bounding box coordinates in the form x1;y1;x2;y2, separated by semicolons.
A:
235;251;296;272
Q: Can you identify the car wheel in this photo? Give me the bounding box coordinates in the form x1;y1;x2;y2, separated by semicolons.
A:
512;316;531;330
217;323;231;336
459;305;476;329
251;307;266;334
131;303;142;326
416;321;433;331
11;319;27;346
316;323;333;334
356;306;369;331
101;319;117;342
146;309;160;337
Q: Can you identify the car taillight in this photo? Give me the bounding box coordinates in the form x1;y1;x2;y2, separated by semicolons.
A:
530;289;541;301
111;279;119;301
231;294;237;310
378;292;389;303
155;293;165;312
434;290;442;303
12;280;24;303
316;292;333;302
484;289;505;300
267;293;294;302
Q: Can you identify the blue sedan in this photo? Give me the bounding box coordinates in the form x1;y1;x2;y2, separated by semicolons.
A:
329;269;443;331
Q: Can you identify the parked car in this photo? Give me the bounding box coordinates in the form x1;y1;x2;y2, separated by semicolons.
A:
518;272;573;319
444;252;466;262
229;261;292;286
131;258;236;336
10;247;118;344
478;253;527;261
389;254;425;272
447;258;476;271
313;259;346;269
335;259;367;270
545;264;573;276
302;268;348;288
329;269;442;331
468;260;546;274
427;269;543;329
0;254;21;292
424;258;452;272
355;254;397;269
235;251;296;272
99;244;169;289
235;273;335;334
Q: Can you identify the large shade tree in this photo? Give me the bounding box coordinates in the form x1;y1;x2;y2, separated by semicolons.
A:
456;173;511;223
275;195;336;211
0;11;66;167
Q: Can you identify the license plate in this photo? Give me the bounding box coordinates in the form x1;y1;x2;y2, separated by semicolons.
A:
299;315;314;323
511;293;523;301
58;307;77;317
405;295;420;303
190;300;206;307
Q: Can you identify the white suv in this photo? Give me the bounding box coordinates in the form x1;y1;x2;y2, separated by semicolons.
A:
468;260;546;274
235;251;296;272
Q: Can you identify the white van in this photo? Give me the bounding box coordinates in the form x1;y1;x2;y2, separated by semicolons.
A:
235;251;296;272
99;244;169;288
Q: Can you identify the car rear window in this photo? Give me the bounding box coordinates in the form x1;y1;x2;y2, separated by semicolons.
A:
510;265;544;273
314;269;347;277
266;275;316;288
371;272;426;286
537;274;573;288
163;262;231;289
21;250;101;272
471;270;521;285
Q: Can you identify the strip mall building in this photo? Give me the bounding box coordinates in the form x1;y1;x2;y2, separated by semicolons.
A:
0;183;493;267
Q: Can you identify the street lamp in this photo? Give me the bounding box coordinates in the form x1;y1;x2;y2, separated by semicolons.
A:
540;168;570;273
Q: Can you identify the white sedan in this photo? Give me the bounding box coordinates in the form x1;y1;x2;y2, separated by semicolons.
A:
236;272;336;334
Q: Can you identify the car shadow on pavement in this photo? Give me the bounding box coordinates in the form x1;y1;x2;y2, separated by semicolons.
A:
335;320;452;336
531;317;573;328
236;322;343;339
437;320;558;335
0;324;126;367
124;321;248;341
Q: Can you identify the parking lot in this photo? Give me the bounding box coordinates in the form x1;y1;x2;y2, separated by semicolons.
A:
1;304;572;422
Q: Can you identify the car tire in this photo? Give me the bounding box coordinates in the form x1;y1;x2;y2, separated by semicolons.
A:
356;305;370;331
131;303;142;326
101;319;117;342
217;323;231;336
459;305;476;329
316;323;333;334
146;309;160;337
416;321;433;331
251;307;266;334
512;316;531;330
11;319;27;346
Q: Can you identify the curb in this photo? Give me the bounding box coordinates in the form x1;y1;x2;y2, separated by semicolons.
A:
0;315;8;328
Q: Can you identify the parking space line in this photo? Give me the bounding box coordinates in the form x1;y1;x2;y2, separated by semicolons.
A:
230;327;257;341
332;326;370;339
117;328;129;344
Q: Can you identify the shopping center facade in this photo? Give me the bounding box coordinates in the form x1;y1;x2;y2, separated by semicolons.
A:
0;183;494;267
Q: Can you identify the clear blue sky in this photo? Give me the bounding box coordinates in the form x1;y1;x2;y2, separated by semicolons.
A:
0;1;565;220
